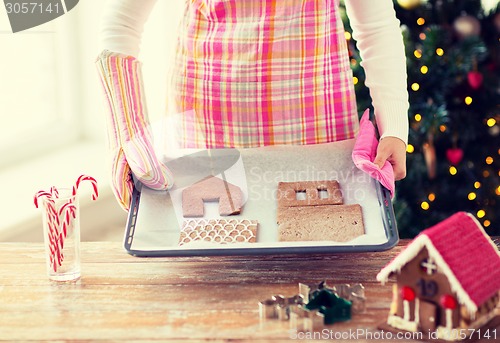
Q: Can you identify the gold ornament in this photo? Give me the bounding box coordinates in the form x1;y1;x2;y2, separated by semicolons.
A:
453;15;481;38
489;125;500;137
423;138;437;180
397;0;422;10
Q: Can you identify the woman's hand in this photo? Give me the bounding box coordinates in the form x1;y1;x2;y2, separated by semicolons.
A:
374;136;407;180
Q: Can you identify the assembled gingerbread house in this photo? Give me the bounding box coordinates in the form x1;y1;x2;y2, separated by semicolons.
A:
377;212;500;340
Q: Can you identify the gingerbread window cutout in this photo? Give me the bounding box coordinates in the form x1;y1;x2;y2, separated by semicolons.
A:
295;190;307;201
318;188;329;199
420;258;438;275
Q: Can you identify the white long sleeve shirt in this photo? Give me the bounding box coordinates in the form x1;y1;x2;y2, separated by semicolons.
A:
99;0;409;145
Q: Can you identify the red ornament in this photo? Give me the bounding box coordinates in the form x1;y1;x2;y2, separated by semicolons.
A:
400;286;416;302
446;148;464;165
440;294;457;309
467;71;483;89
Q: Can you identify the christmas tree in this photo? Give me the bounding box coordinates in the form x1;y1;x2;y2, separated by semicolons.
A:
342;0;500;237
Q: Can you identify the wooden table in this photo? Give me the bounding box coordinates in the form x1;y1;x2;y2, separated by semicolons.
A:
0;241;487;342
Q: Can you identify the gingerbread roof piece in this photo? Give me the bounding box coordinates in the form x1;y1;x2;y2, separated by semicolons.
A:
377;212;500;313
182;176;243;217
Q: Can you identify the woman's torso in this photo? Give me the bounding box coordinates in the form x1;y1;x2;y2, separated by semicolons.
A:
167;0;358;148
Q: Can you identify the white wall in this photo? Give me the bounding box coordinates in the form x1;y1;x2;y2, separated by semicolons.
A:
0;0;184;241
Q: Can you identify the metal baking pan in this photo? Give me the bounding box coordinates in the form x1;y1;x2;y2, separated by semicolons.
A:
123;139;398;257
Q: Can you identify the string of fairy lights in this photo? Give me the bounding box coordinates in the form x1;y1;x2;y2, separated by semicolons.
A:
408;16;498;228
345;13;499;229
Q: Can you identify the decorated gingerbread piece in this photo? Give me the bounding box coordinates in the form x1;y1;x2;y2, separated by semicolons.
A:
377;212;500;341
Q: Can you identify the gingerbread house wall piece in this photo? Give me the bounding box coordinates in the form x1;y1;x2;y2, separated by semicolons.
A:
277;181;343;208
276;181;364;242
182;176;243;217
377;212;500;338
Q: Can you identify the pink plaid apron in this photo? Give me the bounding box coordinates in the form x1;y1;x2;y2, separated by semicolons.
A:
168;0;358;148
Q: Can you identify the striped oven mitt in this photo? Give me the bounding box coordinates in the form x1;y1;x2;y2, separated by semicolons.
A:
96;50;174;210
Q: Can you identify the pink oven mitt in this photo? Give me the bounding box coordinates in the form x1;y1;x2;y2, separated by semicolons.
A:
96;51;174;210
352;109;395;198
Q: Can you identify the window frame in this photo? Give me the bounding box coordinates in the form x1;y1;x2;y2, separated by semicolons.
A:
0;14;82;169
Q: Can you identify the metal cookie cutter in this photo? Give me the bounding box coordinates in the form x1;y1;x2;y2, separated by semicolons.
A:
333;283;366;314
299;281;366;314
260;281;366;332
290;305;325;332
259;294;304;321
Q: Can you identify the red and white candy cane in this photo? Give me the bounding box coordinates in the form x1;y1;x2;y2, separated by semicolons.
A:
50;186;59;198
34;190;62;271
34;190;59;228
72;174;98;200
58;202;77;237
51;203;77;268
34;190;52;209
35;175;97;273
48;206;62;271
